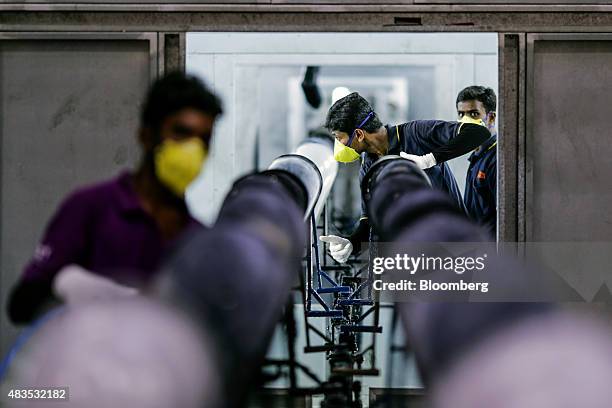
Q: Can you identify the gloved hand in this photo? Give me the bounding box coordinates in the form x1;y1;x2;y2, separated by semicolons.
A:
399;151;437;170
319;235;353;264
53;264;138;304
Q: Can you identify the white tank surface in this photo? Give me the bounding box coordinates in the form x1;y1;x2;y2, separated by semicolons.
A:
2;298;218;408
295;137;337;221
432;311;612;408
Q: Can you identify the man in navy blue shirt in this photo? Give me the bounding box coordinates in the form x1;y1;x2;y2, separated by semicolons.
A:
456;86;498;239
320;92;490;263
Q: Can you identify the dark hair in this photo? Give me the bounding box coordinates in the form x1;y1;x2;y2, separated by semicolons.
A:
325;92;383;134
456;86;497;113
141;72;223;132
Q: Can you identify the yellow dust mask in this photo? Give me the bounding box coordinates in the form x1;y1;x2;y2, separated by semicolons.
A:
334;138;361;163
154;137;207;196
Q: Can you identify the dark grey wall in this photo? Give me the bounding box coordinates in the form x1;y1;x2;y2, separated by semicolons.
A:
527;36;612;241
0;37;154;357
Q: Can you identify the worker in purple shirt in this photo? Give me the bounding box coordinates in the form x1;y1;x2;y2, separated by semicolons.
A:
7;72;223;324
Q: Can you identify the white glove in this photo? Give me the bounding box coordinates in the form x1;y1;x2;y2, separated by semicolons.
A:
53;264;138;304
399;151;437;170
319;235;353;264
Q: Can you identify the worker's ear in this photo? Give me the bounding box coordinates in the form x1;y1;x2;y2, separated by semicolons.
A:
487;112;497;127
355;129;366;142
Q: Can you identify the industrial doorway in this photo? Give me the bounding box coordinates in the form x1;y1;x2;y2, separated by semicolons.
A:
185;32;498;407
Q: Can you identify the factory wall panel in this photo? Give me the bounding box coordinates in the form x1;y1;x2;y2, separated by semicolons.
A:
527;35;612;241
0;34;156;357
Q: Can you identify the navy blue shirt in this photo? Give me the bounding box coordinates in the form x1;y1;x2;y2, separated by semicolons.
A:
359;121;467;217
464;135;497;238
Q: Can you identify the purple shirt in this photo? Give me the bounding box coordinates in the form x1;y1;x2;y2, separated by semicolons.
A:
22;172;200;287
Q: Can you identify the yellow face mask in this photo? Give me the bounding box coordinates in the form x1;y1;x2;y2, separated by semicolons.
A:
333;138;361;163
154;137;207;197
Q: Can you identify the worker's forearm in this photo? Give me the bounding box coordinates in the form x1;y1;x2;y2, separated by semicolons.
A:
432;123;490;163
348;217;370;254
7;279;58;324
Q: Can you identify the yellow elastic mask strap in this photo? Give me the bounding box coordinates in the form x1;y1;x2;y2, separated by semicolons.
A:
334;138;361;163
154;137;208;197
